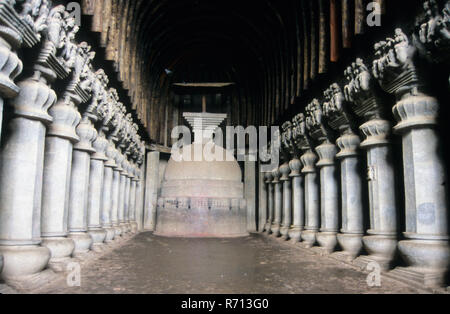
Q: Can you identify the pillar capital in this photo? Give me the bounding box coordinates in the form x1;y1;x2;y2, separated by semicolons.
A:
359;119;392;148
0;33;21;99
289;158;302;177
271;167;281;183
133;165;142;182
281;121;299;160
417;0;450;66
46;99;81;142
31;4;79;83
264;172;273;184
91;130;109;161
305;98;334;145
322;82;361;158
372;27;444;136
344;58;387;121
126;160;135;179
336;133;361;158
301;150;318;173
121;157;129;176
132;165;140;182
316;143;338;168
73;116;97;153
393;94;439;133
322;83;355;135
279;162;291;181
65;43;95;103
9;78;56;123
292;113;312;152
114;149;125;172
105;139;118;168
372;28;425;100
0;0;40;98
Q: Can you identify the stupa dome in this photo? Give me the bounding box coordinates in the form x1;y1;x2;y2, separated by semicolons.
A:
161;143;243;199
164;143;242;181
155;112;248;238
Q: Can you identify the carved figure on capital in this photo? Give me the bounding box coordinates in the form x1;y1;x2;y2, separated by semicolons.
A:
305;99;333;144
418;0;450;62
323;83;354;135
292;113;311;152
281;121;296;159
344;58;387;120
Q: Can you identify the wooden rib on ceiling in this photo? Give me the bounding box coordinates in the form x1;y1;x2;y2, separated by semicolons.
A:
81;0;388;144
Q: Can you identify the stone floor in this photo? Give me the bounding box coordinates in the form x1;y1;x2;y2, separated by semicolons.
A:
29;232;429;294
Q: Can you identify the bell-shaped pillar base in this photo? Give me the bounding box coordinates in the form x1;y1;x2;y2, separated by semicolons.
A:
387;240;450;288
270;223;281;238
263;222;271;234
265;222;273;235
119;223;128;236
124;223;132;234
337;233;363;260
289;227;302;243
130;222;139;234
354;234;397;271
88;229;107;252
0;245;50;280
103;227;116;243
316;232;338;254
301;230;318;248
41;237;75;272
68;232;93;257
113;225;123;239
280;225;290;240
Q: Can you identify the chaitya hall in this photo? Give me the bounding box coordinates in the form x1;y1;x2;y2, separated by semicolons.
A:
0;0;449;295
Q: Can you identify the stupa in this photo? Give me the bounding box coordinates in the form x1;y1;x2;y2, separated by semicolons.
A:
154;111;248;237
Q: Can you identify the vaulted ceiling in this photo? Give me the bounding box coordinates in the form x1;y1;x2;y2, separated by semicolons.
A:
78;0;404;145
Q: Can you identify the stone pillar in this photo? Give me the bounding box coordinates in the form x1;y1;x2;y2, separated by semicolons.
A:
301;150;320;248
135;159;145;231
304;99;339;250
358;119;397;269
135;178;143;231
113;149;125;237
372;28;449;286
87;131;109;251
245;158;257;233
119;162;128;234
129;178;137;232
343;57;399;270
280;162;292;240
0;0;65;282
315;142;339;253
271;167;282;237
289;157;304;242
321;82;365;259
265;172;274;234
68;117;97;256
392;94;449;286
336;134;364;259
258;165;268;232
0;16;25;274
41;99;80;270
101;140;117;242
124;162;133;233
129;165;139;233
0;75;54;280
144;151;160;231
